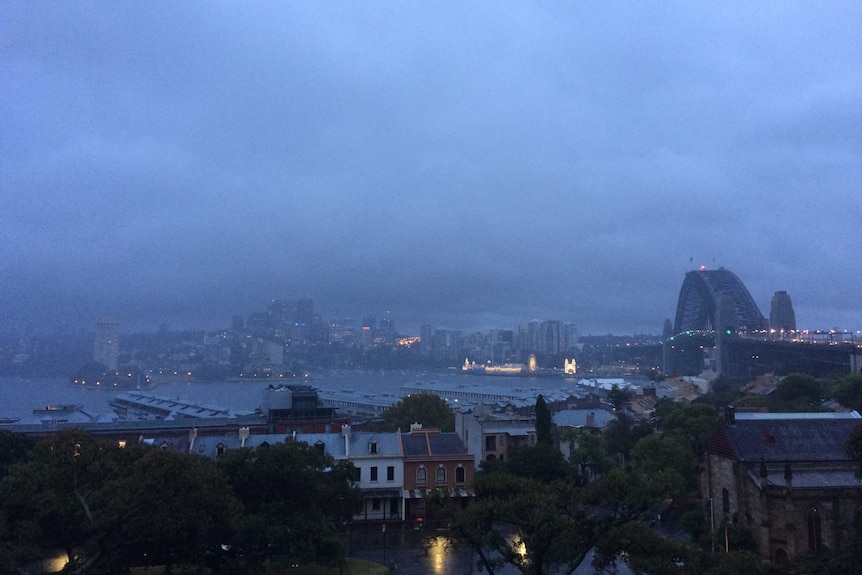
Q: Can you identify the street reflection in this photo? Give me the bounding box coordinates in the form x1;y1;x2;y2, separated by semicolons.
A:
40;550;69;573
427;536;450;575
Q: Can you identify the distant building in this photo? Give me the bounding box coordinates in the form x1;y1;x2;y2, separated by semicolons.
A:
455;407;537;466
260;384;348;434
94;316;119;370
769;291;797;335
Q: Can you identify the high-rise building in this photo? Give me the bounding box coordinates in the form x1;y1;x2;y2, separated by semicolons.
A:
94;316;119;370
419;324;434;353
769;291;797;335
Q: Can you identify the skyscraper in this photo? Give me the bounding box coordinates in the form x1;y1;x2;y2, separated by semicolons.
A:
94;316;119;370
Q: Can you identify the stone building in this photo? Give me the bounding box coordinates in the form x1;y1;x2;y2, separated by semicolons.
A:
701;409;862;563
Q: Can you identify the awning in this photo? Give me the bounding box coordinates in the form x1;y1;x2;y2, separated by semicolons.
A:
360;487;403;497
403;488;475;499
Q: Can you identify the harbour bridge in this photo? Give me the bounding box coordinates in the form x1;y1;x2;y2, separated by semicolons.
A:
664;268;861;378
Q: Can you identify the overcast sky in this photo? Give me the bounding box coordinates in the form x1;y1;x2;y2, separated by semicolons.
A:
2;2;860;336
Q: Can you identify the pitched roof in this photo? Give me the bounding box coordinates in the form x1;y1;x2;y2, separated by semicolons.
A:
709;414;862;463
401;431;468;457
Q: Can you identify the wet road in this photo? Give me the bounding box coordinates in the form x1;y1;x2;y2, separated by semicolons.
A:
350;529;479;575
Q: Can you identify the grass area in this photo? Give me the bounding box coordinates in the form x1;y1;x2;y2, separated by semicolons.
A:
130;557;388;575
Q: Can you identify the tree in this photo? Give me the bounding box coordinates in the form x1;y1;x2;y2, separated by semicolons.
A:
774;373;824;407
661;403;719;456
535;394;553;447
451;472;599;575
0;430;33;481
452;429;682;575
0;428;242;574
567;429;616;486
592;520;693;575
95;448;241;573
629;434;696;505
834;373;862;412
218;440;362;571
604;415;653;463
382;392;455;431
507;444;570;484
607;384;632;411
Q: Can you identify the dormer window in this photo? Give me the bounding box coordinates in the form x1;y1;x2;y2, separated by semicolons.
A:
369;440;378;454
314;440;326;452
216;443;225;457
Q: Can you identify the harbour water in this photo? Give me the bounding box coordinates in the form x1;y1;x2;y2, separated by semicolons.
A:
0;369;589;422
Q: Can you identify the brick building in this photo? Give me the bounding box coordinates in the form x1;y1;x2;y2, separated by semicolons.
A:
400;424;475;523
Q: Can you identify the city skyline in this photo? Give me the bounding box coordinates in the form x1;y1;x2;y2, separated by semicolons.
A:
3;3;861;336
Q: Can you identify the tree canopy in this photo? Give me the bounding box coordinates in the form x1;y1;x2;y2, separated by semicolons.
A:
218;440;362;570
382;392;455;431
0;429;362;574
0;428;241;574
534;394;553;447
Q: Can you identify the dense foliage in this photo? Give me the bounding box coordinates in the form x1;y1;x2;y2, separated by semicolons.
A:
0;429;361;574
382;392;455;431
450;397;862;575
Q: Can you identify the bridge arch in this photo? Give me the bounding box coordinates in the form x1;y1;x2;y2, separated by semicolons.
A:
673;268;766;334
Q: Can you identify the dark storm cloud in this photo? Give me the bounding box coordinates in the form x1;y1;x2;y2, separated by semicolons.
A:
2;2;861;336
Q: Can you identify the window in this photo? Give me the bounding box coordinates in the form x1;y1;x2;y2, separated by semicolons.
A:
417;466;427;485
353;467;361;482
370;466;378;482
216;443;225;457
369;441;378;454
372;498;381;511
436;466;446;484
387;466;395;481
455;465;465;484
485;435;497;451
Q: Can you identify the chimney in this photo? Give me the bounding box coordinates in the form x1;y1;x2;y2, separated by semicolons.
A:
239;426;250;448
188;427;198;453
725;405;735;425
586;412;595;428
342;424;351;457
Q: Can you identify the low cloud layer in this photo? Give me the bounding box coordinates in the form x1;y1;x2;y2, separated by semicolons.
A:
2;3;860;335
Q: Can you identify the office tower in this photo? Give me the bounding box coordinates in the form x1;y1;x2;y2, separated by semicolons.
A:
419;324;434;353
94;316;119;370
770;291;797;334
542;320;563;355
